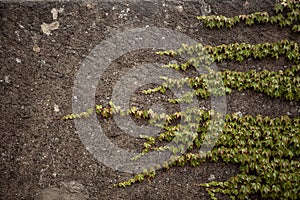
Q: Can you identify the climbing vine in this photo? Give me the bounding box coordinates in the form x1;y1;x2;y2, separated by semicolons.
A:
144;65;300;102
197;0;300;32
64;0;300;199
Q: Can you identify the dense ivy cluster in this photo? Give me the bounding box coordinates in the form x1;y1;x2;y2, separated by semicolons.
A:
199;114;300;199
197;0;300;32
